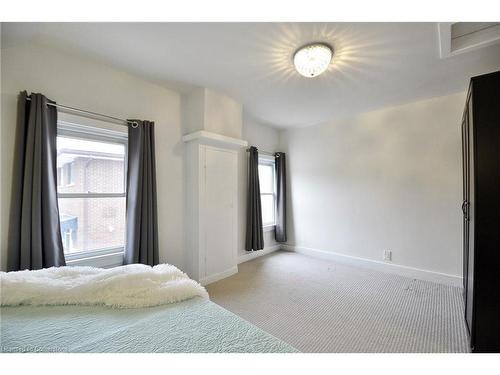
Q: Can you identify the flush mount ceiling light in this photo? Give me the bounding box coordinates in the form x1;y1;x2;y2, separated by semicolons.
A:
293;43;333;78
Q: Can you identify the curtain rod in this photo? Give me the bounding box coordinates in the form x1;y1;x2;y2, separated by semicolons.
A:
245;148;279;157
25;97;139;128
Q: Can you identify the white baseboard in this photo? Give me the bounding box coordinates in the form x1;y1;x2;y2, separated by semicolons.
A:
238;244;281;264
281;244;462;287
200;266;238;286
200;245;281;285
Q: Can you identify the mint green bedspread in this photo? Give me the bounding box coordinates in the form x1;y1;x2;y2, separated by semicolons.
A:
1;297;296;353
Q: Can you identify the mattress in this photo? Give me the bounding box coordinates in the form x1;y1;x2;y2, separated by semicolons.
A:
0;297;296;353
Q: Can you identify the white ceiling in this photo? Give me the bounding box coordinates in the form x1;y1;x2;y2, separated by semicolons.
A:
3;23;500;128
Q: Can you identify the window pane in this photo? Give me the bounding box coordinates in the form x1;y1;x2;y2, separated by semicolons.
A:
57;136;125;193
58;197;125;254
261;194;275;226
258;163;274;194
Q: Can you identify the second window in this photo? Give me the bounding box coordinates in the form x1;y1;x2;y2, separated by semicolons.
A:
258;157;276;227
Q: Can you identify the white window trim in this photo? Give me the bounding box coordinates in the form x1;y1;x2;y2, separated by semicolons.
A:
65;250;124;268
263;224;275;232
57;120;128;266
258;153;275;162
261;190;276;227
57;167;62;187
64;246;125;262
258;156;277;228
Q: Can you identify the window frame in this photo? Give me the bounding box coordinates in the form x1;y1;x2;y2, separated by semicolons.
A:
57;120;128;262
258;155;277;229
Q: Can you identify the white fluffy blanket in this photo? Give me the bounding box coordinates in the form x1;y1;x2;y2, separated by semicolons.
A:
0;263;208;309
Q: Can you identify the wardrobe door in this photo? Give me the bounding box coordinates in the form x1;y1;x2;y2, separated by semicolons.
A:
203;146;237;278
465;99;475;336
461;112;469;293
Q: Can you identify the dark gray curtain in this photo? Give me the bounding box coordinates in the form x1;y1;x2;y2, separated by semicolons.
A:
275;152;287;242
124;120;159;266
245;146;264;251
7;91;66;271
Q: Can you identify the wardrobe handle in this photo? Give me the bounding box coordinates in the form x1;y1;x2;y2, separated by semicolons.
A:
462;200;470;220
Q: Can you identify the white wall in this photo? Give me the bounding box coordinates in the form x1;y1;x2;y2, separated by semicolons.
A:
204;89;243;138
238;115;281;257
280;92;466;277
181;88;206;135
0;42;184;270
181;87;243;138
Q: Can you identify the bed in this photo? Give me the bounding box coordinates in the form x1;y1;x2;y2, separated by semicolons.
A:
0;264;296;353
1;297;295;353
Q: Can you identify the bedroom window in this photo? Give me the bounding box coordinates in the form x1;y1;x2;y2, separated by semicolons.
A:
56;120;128;261
258;157;276;228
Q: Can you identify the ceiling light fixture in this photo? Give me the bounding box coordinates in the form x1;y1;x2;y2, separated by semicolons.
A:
293;43;333;78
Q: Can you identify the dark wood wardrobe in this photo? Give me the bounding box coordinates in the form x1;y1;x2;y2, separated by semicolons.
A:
461;70;500;353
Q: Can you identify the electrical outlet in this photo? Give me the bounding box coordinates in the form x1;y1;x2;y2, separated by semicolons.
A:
383;250;392;261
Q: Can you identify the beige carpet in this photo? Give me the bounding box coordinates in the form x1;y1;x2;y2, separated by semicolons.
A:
206;250;469;353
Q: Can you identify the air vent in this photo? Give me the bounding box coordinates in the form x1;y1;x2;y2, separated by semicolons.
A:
438;22;500;58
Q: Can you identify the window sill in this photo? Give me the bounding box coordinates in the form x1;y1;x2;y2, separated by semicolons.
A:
263;225;275;232
66;251;124;268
